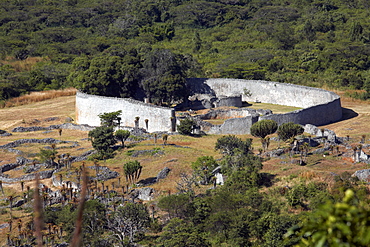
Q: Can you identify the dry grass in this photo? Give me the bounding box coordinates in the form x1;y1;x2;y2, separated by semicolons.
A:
0;95;76;130
2;88;77;108
246;102;302;113
1;56;47;72
0;88;369;244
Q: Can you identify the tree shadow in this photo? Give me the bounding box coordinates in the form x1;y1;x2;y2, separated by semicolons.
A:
186;78;216;95
341;107;358;121
259;173;276;187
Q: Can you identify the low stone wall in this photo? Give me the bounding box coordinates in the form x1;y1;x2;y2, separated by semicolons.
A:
214;95;242;108
12;123;95;132
76;91;175;132
208;115;259;135
198;108;267;120
0;170;54;183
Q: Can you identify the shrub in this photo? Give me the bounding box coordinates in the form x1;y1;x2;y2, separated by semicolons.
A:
177;118;196;135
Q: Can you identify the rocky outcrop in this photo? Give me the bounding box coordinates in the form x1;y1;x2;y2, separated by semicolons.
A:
130;187;154;201
304;124;339;143
157;167;171;180
264;148;285;157
0;138;69;149
0;170;54;183
92;166;120;181
11;123;96;133
352;169;370;182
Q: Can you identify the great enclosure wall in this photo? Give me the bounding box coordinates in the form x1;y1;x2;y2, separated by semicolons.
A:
75;78;342;134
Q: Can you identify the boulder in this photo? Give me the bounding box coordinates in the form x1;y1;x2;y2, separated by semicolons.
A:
131;187;155;201
304;124;320;136
312;147;330;154
136;177;157;187
264;148;285;157
354;150;370;163
352;169;370;182
298;137;320;147
157;167;171;180
304;124;338;143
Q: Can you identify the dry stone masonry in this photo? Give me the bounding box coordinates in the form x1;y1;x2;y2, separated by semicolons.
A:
75;78;342;134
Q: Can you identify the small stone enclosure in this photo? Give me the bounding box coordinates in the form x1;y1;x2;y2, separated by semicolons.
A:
75;78;342;134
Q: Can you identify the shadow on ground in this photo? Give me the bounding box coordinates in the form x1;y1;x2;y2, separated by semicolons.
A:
341;107;359;121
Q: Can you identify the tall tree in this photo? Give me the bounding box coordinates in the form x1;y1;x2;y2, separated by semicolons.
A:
99;110;122;127
289;189;370;247
140;49;190;105
191;156;218;185
69;52;140;98
215;135;252;156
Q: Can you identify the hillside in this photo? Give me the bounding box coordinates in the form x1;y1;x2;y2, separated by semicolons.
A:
0;91;369;246
1;0;370;103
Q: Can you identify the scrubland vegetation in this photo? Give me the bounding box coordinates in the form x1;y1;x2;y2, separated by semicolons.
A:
0;94;369;246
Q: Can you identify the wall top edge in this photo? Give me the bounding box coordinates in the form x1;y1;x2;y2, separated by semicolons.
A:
76;91;175;111
186;78;341;100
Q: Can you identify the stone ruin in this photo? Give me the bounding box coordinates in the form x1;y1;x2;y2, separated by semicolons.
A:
76;78;343;134
185;93;242;109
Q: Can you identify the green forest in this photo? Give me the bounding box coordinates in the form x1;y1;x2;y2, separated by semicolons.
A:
1;0;370;103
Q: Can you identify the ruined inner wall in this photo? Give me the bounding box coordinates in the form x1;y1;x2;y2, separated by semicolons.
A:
187;78;342;126
76;92;175;132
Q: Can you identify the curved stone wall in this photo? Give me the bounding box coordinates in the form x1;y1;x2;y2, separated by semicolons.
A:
76;79;342;134
76;92;175;132
187;78;342;126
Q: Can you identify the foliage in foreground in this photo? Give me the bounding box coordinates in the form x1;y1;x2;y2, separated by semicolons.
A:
289;189;370;247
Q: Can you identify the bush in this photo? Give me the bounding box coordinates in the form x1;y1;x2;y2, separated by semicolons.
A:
277;122;304;142
177;118;196;135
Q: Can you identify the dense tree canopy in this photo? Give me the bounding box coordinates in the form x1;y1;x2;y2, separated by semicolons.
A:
1;0;370;104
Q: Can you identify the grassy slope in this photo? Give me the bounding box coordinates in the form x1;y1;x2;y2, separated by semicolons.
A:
0;91;369;244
